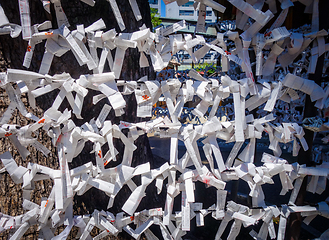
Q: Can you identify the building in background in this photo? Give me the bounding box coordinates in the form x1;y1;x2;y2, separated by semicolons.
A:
148;0;219;70
166;1;217;23
149;0;217;22
149;0;162;15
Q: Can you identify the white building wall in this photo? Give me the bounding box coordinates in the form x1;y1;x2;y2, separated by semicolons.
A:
165;1;217;22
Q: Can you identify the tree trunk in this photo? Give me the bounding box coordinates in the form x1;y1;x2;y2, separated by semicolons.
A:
286;1;329;239
0;0;155;239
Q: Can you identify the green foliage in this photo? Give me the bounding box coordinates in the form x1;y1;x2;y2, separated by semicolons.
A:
150;8;162;30
195;62;217;75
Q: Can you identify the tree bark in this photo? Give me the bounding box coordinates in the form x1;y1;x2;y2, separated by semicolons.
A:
0;0;156;239
286;1;329;239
